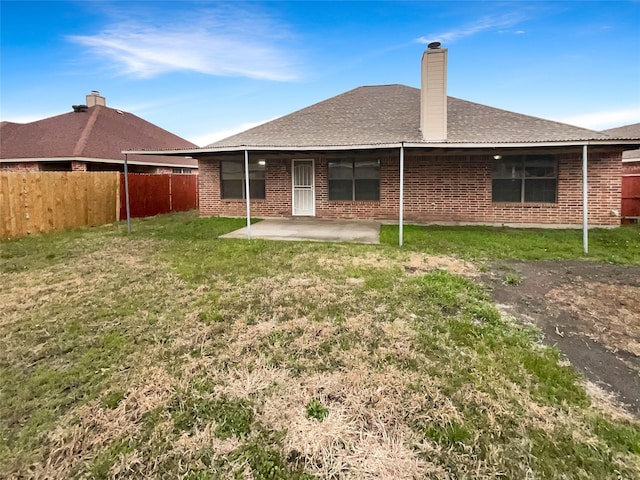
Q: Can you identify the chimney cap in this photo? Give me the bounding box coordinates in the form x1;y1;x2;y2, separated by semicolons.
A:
427;41;442;50
90;90;100;95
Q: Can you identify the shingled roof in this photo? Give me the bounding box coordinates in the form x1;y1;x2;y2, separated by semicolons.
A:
208;84;613;149
603;123;640;161
602;122;640;139
1;105;197;167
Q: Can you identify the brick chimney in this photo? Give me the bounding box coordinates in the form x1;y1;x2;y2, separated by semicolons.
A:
86;90;106;107
420;42;447;141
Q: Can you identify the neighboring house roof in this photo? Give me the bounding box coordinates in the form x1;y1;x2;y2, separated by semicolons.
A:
208;84;614;149
0;105;198;167
603;123;640;161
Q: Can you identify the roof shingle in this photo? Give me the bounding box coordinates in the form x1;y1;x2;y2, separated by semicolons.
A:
1;105;198;166
209;84;615;149
602;123;640;139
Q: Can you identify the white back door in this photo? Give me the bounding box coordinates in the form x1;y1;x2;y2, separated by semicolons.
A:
292;159;315;216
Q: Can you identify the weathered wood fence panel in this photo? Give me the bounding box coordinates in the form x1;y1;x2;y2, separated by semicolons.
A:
622;173;640;223
119;174;198;219
170;174;199;213
0;172;120;239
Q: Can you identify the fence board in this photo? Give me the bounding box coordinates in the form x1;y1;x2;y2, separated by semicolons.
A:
119;173;198;219
171;174;199;212
0;172;120;239
622;174;640;222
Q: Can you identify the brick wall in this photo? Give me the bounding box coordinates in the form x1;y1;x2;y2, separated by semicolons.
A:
1;162;39;172
198;148;622;226
199;158;292;217
71;161;87;171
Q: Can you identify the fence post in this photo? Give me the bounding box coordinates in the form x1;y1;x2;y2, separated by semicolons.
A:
124;154;131;234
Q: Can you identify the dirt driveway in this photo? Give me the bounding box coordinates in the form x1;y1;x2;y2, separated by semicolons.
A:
486;260;640;417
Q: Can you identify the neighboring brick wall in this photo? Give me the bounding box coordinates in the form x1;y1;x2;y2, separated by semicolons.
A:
0;162;39;172
623;162;640;175
198;148;622;226
71;161;87;171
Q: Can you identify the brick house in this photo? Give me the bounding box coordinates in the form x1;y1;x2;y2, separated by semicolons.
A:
1;92;198;174
127;44;640;227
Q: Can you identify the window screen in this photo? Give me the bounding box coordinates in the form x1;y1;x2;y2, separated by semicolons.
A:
492;155;557;203
328;158;380;201
221;159;266;199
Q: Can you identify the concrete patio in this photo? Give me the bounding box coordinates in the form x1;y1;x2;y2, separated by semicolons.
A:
220;218;381;244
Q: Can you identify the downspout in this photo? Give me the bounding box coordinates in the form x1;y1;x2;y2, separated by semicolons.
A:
244;149;251;240
583;144;588;254
399;143;405;247
124;153;131;234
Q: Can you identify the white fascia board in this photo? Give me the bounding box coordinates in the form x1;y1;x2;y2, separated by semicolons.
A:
403;139;640;148
122;148;209;155
0;156;198;169
123;144;405;155
124;139;640;156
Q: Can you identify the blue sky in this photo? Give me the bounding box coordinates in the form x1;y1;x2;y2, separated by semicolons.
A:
1;0;639;146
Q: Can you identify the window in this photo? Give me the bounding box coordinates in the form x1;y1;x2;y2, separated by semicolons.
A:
492;155;557;203
40;161;72;171
328;158;380;200
172;167;193;174
220;159;266;199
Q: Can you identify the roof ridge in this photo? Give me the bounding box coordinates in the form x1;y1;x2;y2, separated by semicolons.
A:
72;106;101;156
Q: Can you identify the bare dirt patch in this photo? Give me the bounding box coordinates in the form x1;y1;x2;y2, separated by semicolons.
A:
487;260;640;417
548;282;640;357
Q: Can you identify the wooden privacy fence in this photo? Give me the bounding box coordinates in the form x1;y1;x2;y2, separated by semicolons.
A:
119;173;199;219
1;172;120;239
622;173;640;223
1;172;199;239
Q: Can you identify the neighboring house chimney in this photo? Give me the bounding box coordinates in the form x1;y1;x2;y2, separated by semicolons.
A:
86;90;106;107
420;42;447;141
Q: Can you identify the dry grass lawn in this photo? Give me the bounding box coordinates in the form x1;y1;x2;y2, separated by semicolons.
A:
1;213;639;479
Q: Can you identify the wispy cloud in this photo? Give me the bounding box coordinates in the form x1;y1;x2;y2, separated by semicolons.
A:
1;111;61;124
68;6;300;81
416;13;526;44
560;107;640;130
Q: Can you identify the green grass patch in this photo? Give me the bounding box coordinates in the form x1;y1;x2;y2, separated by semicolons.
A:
381;223;640;263
305;399;329;421
230;437;313;480
1;212;639;479
169;391;254;439
406;271;588;407
0;225;117;273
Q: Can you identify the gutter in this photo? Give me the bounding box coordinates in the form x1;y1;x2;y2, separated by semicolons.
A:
123;139;640;156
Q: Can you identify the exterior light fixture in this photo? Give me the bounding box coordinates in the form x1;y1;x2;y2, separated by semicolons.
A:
258;159;266;166
493;154;502;160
